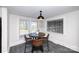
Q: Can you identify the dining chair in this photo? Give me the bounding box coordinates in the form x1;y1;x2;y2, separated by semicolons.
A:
43;34;49;52
38;32;45;37
24;35;32;53
31;39;44;53
46;34;49;52
38;32;49;52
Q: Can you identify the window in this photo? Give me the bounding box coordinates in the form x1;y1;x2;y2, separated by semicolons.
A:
19;20;29;35
19;19;37;35
47;18;63;34
30;21;37;33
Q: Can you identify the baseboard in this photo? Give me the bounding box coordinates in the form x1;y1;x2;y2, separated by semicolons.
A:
61;44;79;52
9;39;79;52
49;39;79;52
53;41;79;52
9;40;25;47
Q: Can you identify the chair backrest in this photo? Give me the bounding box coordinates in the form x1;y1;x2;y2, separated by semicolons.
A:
38;32;45;37
24;35;31;42
24;35;27;41
32;39;43;46
47;34;49;40
43;34;49;42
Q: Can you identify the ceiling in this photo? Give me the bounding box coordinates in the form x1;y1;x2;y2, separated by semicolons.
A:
6;6;79;19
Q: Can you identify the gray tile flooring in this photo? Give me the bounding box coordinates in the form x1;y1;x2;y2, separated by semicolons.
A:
9;41;79;53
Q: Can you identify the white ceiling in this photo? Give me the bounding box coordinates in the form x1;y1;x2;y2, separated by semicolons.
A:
6;6;79;19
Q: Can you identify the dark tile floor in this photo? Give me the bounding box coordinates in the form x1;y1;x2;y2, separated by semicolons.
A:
9;41;79;53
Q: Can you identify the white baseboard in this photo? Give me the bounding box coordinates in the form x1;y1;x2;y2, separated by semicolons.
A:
62;44;79;52
9;39;79;52
53;41;79;52
9;40;25;47
49;39;79;52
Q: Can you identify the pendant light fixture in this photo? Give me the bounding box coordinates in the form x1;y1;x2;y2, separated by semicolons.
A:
37;11;44;20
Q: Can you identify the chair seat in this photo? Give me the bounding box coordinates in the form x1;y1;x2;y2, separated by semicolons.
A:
32;39;43;46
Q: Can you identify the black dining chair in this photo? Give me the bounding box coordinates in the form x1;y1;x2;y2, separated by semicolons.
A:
43;34;49;52
24;35;32;53
46;34;49;52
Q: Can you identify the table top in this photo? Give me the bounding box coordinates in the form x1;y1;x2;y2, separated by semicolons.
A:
29;33;38;37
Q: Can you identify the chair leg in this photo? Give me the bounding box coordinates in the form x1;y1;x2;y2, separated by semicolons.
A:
47;41;49;52
31;45;43;53
31;45;35;53
24;43;26;53
40;46;43;53
31;46;33;53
